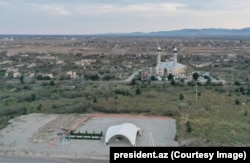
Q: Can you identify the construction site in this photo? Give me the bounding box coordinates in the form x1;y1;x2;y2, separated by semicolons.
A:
0;113;178;160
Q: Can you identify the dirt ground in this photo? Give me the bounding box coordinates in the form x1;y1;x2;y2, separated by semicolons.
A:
0;113;177;160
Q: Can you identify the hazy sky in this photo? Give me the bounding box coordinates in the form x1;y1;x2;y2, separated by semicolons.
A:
1;0;250;34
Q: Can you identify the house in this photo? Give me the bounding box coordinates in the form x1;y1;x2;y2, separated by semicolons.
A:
5;67;21;78
13;72;21;78
75;59;96;66
67;71;77;78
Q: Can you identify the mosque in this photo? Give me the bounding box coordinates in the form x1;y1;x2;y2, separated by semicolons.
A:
155;46;187;78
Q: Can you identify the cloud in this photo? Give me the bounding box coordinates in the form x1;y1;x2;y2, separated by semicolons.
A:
30;4;71;16
185;0;250;11
1;0;250;34
74;3;187;17
0;1;9;9
126;3;187;12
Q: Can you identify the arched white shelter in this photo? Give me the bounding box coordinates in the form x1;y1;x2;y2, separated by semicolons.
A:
105;123;141;146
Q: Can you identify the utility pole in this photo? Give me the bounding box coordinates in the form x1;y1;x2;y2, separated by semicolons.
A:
247;77;250;89
231;70;234;85
196;81;198;102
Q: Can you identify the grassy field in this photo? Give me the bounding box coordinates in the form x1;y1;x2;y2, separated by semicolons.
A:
0;78;249;146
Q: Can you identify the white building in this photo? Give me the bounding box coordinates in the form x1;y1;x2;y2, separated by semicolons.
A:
13;72;21;78
5;67;21;78
105;123;141;146
155;47;186;78
75;59;96;67
67;71;77;78
40;73;53;79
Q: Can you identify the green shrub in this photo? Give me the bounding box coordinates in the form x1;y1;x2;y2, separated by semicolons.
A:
186;121;192;133
163;109;179;117
180;93;184;100
136;88;141;95
235;99;240;105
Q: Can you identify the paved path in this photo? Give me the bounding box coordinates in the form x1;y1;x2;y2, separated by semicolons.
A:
123;69;143;82
0;156;108;163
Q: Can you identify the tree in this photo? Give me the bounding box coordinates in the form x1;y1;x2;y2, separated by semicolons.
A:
234;81;241;86
192;72;199;81
168;74;174;81
180;93;184;100
22;107;27;115
49;80;55;86
36;75;51;80
36;75;43;80
37;104;42;111
235;99;240;105
193;72;199;102
31;94;36;101
136;88;141;95
93;97;98;103
103;75;112;81
20;75;24;84
90;74;100;81
186;121;192;133
131;79;136;86
151;75;157;81
206;77;212;86
171;80;176;85
59;75;66;80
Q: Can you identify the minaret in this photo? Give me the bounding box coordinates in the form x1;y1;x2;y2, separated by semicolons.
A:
157;46;161;66
173;47;178;67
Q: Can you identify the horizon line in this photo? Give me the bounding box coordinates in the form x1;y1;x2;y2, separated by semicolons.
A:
0;27;250;36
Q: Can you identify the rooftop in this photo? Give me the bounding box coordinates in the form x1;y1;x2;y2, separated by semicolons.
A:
157;61;186;69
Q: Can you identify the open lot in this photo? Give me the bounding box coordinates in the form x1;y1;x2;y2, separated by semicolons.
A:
0;113;177;160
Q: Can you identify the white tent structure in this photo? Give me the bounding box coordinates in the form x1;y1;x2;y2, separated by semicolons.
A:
105;123;141;146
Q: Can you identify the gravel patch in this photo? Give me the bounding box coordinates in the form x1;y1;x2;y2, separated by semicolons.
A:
0;114;178;160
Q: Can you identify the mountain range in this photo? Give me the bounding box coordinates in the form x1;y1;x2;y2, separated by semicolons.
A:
1;28;250;38
103;28;250;38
